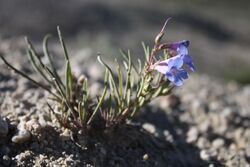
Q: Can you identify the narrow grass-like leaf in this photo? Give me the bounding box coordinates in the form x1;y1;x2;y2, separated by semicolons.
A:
43;34;64;88
142;42;150;61
78;102;84;125
26;49;51;83
57;26;69;60
97;56;120;104
82;78;88;102
161;85;174;95
120;50;139;74
65;60;73;99
0;55;59;99
44;67;66;100
123;51;132;101
107;94;113;114
57;26;73;99
126;87;131;108
136;76;145;97
123;61;128;70
152;86;163;98
130;107;138;118
115;59;123;102
87;69;109;125
137;59;142;75
44;66;76;121
25;37;51;83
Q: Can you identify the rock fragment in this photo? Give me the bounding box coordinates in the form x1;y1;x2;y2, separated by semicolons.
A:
12;129;31;144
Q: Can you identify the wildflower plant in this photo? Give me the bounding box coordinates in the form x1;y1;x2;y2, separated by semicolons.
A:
0;19;195;133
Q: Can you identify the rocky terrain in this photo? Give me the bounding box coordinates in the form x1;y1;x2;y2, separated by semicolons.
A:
0;37;250;167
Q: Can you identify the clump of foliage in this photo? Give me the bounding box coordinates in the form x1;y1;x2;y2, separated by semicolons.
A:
0;19;195;133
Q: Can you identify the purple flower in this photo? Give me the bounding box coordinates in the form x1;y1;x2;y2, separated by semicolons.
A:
181;54;195;72
169;40;195;71
153;56;188;86
169;40;190;52
153;40;195;86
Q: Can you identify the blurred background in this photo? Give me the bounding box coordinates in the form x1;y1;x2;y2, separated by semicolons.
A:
0;0;250;84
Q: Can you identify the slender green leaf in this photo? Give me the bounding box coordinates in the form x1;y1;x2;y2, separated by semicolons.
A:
57;26;69;60
43;34;64;88
142;42;150;61
0;55;59;99
115;59;123;101
65;60;73;99
26;49;51;83
123;51;132;102
120;50;139;75
82;78;89;102
44;66;76;121
97;56;120;104
78;101;86;125
25;37;51;83
137;59;142;75
87;69;109;125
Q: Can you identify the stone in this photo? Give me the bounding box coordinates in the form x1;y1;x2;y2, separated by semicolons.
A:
191;99;205;113
200;149;217;161
199;121;210;133
2;155;11;166
25;119;42;132
143;154;149;161
212;138;225;149
163;130;174;143
12;129;31;144
197;137;210;149
209;101;221;111
142;123;156;134
200;150;210;161
187;127;198;143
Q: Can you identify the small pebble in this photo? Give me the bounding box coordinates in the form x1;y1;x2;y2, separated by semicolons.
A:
197;137;210;149
187;127;198;143
12;129;31;144
200;150;210;161
212;138;225;149
142;123;156;134
163;130;174;143
2;155;11;166
25;119;41;132
143;154;149;161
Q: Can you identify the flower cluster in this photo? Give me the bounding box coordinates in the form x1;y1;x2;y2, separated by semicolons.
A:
152;40;195;86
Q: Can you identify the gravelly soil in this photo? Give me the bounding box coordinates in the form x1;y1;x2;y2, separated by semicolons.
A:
0;38;250;167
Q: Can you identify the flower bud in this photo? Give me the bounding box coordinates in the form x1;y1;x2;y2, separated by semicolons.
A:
154;32;164;45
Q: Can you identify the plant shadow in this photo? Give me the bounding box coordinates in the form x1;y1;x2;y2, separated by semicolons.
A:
135;104;225;167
